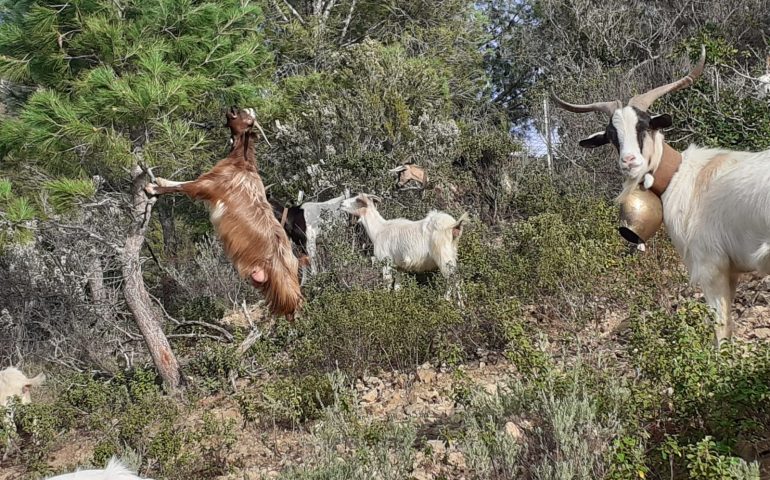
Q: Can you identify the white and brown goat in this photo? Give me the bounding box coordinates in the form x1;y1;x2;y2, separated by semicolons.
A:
552;46;770;343
145;107;302;319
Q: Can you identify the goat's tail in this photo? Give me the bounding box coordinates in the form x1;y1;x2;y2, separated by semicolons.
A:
103;456;154;479
262;237;304;319
451;213;469;239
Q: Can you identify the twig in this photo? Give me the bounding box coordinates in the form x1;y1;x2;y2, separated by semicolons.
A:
168;333;229;342
281;0;305;24
148;292;180;325
339;0;356;44
176;321;234;342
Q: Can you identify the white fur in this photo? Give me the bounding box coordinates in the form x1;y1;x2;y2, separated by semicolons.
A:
618;126;770;341
300;193;348;274
758;73;770;98
0;367;45;407
342;194;467;279
45;457;153;480
614;108;645;175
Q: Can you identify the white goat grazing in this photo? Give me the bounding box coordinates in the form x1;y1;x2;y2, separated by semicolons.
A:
0;366;45;407
45;457;153;480
552;45;770;343
341;193;468;293
301;192;349;275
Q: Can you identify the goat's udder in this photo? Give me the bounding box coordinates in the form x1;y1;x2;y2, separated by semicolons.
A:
250;268;267;285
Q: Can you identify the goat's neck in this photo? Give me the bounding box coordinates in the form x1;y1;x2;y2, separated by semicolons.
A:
227;132;256;168
358;209;386;239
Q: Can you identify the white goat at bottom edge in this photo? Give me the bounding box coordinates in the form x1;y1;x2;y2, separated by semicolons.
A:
45;457;154;480
342;193;468;301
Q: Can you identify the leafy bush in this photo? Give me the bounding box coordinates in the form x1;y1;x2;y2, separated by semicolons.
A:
458;362;626;480
292;279;467;376
237;373;339;427
662;436;760;480
629;302;770;443
188;342;241;393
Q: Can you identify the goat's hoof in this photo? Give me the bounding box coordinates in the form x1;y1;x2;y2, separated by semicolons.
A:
144;183;159;196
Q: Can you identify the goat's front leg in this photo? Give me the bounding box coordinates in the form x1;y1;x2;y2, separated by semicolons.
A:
306;225;319;275
441;266;465;308
144;177;195;196
374;257;397;290
702;272;738;345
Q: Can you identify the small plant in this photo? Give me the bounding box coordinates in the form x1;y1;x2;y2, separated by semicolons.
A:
188;342;240;393
662;436;760;480
237;373;337;427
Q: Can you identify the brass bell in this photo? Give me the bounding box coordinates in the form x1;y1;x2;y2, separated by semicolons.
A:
618;187;663;249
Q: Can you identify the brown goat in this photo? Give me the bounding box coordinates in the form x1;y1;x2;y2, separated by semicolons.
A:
145;107;302;318
390;164;427;189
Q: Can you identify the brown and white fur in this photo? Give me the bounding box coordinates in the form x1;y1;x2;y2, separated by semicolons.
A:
145;107;302;318
553;46;770;343
390;164;428;189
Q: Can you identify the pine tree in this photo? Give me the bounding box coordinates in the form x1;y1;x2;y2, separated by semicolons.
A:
0;0;276;390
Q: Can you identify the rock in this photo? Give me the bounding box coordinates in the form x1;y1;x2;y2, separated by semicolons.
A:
416;365;437;384
361;389;378;403
504;421;525;441
483;383;498;396
419;389;440;401
752;327;770;339
405;401;427;416
447;451;466;470
427;439;446;456
411;469;432;480
384;390;405;409
364;376;384;390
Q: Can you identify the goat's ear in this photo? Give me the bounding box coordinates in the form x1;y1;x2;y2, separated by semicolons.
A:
578;131;609;148
649;113;673;130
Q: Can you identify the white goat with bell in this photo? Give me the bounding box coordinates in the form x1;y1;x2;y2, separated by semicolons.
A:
342;193;468;297
552;45;770;343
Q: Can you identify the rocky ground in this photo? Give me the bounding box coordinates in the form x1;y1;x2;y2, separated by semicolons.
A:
4;282;770;480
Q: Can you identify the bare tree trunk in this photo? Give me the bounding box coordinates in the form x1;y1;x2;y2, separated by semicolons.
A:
120;165;181;392
86;255;116;326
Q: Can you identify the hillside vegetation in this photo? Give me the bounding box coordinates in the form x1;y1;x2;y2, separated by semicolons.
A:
1;0;770;478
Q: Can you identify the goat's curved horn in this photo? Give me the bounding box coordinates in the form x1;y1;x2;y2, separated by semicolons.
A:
253;120;272;148
370;194;383;203
389;165;408;173
550;90;621;116
628;45;706;111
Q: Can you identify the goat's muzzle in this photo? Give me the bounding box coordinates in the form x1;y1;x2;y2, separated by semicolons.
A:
618;187;663;250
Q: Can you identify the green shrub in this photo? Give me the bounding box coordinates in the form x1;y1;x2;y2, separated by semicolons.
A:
188;342;241;393
629;302;770;443
236;373;337;426
292;279;466;376
662;436;760;480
